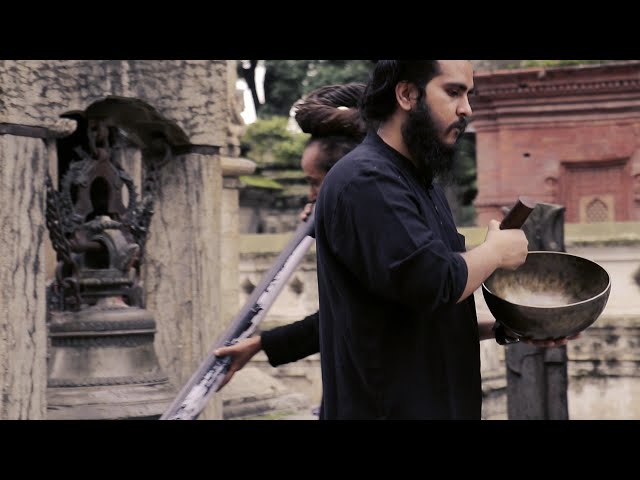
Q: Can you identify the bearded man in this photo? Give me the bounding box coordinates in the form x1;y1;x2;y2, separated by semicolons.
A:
314;60;573;420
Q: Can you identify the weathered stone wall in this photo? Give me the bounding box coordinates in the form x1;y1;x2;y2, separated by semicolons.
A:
0;60;247;419
238;235;321;405
239;204;305;235
221;157;258;329
239;236;319;327
564;245;640;419
470;61;640;225
144;152;223;420
0;135;48;419
0;60;240;150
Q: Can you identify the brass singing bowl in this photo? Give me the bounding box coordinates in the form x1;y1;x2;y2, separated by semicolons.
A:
482;251;611;340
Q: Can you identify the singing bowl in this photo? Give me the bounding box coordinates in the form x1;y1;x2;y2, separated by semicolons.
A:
482;251;611;340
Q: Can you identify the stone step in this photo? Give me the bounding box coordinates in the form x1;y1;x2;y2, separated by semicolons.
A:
221;366;312;420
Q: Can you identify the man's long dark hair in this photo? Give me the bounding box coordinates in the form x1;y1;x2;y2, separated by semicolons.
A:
359;61;441;128
360;60;467;186
294;83;367;173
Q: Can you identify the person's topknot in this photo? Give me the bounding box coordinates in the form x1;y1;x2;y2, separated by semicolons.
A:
294;83;367;141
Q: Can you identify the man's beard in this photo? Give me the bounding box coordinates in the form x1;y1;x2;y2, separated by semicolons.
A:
401;97;466;187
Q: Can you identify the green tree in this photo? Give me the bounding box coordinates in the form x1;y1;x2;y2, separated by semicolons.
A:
304;60;372;92
445;133;477;226
258;60;373;117
241;116;309;168
260;61;311;117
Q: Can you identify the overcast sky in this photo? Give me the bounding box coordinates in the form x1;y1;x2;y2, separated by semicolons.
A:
236;61;265;125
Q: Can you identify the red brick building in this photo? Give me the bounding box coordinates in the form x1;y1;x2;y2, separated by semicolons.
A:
470;61;640;225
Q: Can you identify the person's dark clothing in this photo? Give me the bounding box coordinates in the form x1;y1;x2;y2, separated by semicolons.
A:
315;132;480;420
261;311;320;367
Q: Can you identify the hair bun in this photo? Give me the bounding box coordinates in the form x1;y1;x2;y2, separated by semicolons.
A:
294;83;367;140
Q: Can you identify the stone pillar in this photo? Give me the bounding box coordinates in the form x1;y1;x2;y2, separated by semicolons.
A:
220;157;256;330
505;203;569;420
144;152;224;420
0;130;49;419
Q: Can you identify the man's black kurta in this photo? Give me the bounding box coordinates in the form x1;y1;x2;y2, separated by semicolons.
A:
315;132;481;420
261;311;319;367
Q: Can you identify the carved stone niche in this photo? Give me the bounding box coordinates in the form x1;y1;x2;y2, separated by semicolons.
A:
579;194;615;223
45;96;191;420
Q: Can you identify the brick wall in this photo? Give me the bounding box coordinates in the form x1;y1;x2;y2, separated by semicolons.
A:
471;61;640;226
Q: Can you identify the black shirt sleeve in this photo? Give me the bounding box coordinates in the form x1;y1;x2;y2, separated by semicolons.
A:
260;310;320;367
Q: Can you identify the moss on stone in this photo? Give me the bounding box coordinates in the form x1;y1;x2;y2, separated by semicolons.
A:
239;175;284;190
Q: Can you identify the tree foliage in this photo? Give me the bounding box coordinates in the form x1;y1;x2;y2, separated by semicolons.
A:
259;61;311;117
446;133;478;226
251;60;623;117
241;116;309;168
304;60;372;92
259;60;372;117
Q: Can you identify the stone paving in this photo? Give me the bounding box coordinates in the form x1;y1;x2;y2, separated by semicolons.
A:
220;366;318;420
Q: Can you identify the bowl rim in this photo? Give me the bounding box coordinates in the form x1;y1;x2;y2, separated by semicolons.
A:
481;250;611;310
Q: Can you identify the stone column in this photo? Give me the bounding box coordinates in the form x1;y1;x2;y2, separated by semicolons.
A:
144;151;224;420
0;129;50;419
505;203;569;420
220;156;256;332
